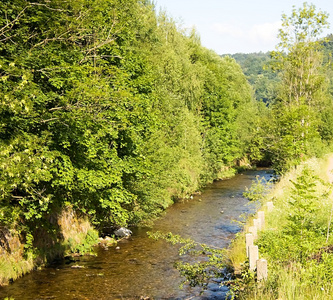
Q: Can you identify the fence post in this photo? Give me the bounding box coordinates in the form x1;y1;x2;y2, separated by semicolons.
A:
256;258;268;281
245;233;254;257
248;226;257;240
249;245;258;271
266;201;274;212
253;218;262;231
258;211;265;230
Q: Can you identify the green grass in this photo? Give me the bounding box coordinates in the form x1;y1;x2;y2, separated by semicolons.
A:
229;155;333;299
0;251;34;286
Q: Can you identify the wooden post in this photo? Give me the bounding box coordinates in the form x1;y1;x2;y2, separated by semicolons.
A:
258;211;265;229
248;226;257;240
267;201;274;212
245;233;254;257
253;218;262;231
249;245;258;271
256;259;268;280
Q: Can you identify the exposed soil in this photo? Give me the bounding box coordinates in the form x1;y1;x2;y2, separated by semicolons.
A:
310;245;333;262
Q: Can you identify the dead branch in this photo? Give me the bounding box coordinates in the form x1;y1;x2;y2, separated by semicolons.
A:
49;106;65;111
28;2;68;12
41;118;59;123
32;29;72;48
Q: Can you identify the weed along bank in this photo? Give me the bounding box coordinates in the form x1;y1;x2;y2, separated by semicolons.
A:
228;155;333;299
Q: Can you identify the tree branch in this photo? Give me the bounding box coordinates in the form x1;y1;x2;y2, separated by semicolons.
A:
28;2;68;12
0;6;30;36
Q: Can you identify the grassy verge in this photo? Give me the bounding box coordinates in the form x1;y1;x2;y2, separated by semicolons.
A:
227;155;333;299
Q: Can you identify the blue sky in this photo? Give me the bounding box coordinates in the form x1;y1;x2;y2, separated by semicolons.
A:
154;0;333;55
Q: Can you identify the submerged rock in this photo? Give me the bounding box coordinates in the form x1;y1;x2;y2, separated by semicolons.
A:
99;236;116;247
114;227;132;238
71;264;85;269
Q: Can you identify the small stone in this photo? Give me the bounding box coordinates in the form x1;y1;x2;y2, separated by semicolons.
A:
114;227;132;238
71;264;84;269
115;246;120;250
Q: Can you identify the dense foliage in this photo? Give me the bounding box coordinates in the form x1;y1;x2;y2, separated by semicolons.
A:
232;4;333;173
265;4;333;172
228;52;280;103
0;0;259;250
148;3;333;299
2;0;333;290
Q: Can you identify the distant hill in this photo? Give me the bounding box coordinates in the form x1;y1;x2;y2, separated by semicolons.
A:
223;35;333;103
222;52;279;103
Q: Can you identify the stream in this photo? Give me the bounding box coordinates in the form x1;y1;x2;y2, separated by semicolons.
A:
0;169;272;300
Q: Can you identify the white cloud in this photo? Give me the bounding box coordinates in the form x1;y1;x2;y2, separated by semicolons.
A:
248;22;281;45
212;23;244;38
212;21;281;48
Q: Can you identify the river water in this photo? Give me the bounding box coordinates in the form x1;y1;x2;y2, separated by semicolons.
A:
0;169;272;300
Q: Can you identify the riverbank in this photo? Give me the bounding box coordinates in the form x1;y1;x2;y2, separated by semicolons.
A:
0;169;268;299
0;208;99;286
0;163;248;287
228;154;333;299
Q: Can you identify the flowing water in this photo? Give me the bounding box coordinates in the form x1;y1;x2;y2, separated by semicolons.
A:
0;169;272;300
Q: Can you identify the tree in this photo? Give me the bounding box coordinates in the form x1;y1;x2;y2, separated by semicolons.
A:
0;0;261;257
268;2;331;171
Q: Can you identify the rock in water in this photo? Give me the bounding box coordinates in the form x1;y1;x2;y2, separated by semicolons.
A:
114;227;132;238
99;236;116;247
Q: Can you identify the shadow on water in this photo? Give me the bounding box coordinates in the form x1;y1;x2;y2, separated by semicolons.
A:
0;169;273;299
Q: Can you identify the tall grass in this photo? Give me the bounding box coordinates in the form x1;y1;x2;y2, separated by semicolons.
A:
228;155;333;299
0;234;34;285
58;207;98;256
0;206;98;285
